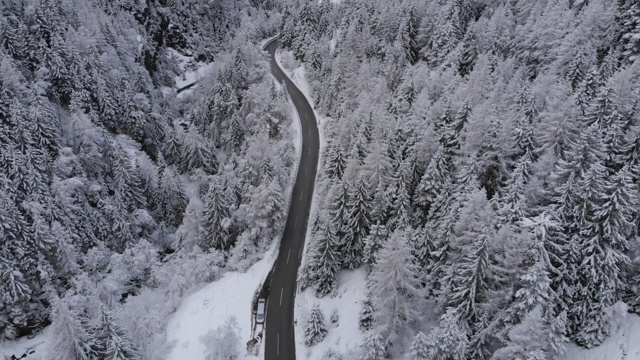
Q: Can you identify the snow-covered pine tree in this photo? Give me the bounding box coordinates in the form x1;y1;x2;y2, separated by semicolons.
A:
245;177;284;240
497;217;568;353
408;331;430;360
0;258;31;339
203;179;232;251
359;295;375;332
393;73;416;114
112;145;146;212
425;185;461;296
181;123;216;174
163;126;185;167
369;229;420;345
425;0;464;65
50;221;79;276
618;0;640;63
628;269;640;314
389;171;413;231
503;252;552;327
511;86;538;162
416;147;452;214
326;143;346;182
405;6;420;65
448;227;490;322
546;121;634;347
49;297;97;360
477;116;508;200
575;68;601;117
445;187;507;358
583;86;626;170
0;14;29;59
495;156;531;225
362;141;393;223
93;304;139;360
101;198;135;252
304;303;328;346
492;307;566;360
156;166;188;227
327;180;350;265
408;309;468;360
566;49;586;90
362;140;392;192
571;165;635;347
311;224;340;297
359;330;388;360
28;94;60;157
363;221;387;264
343;178;372;269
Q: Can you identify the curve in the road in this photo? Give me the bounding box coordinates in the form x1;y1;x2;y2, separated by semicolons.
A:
262;38;320;360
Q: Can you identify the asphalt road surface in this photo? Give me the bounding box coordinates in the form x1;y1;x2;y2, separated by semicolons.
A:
263;38;320;359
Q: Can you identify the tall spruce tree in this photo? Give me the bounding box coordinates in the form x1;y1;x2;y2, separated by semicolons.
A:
343;178;373;269
49;297;97;360
203;180;232;251
310;224;340;297
369;229;420;345
304;303;328;346
93;304;139;360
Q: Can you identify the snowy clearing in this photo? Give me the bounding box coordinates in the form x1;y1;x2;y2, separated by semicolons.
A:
165;242;278;360
0;328;49;360
559;304;640;360
294;268;368;360
168;48;215;97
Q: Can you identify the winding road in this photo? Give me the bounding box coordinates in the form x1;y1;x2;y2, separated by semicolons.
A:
263;38;320;359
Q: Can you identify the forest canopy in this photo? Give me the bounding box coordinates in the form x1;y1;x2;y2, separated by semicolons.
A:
0;0;289;358
286;0;640;358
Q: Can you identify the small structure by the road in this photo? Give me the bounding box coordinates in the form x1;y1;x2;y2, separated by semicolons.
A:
246;338;259;356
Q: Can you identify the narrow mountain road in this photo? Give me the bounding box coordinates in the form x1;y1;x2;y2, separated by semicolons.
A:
263;38;320;359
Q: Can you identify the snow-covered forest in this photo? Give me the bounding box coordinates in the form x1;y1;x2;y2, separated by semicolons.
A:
2;0;640;358
287;0;640;358
0;0;294;358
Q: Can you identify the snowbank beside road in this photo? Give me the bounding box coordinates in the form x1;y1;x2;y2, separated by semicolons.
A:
165;243;278;360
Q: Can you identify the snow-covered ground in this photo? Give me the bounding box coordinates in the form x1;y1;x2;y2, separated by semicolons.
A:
0;328;49;360
0;244;279;360
294;268;367;360
168;48;215;98
559;303;640;360
165;242;278;360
